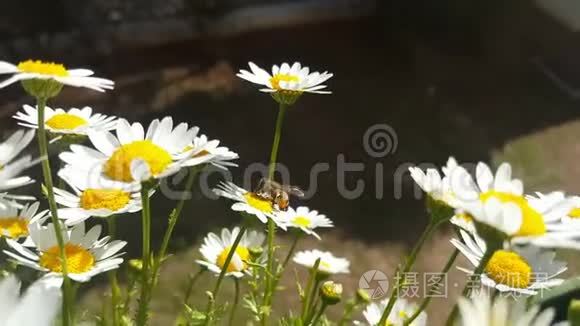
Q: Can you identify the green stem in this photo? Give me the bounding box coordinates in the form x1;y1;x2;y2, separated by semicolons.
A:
310;302;328;326
261;103;288;325
281;233;300;271
445;246;496;326
306;279;323;323
378;222;438;325
228;278;241;326
183;269;205;307
36;97;73;326
300;258;321;322
268;103;287;180
176;268;206;325
153;167;200;286
337;300;359;326
107;217;121;326
203;225;248;326
136;185;152;326
404;248;460;326
267;232;301;311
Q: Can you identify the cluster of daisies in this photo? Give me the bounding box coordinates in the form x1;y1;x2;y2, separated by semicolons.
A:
0;106;239;282
0;57;575;326
407;157;580;325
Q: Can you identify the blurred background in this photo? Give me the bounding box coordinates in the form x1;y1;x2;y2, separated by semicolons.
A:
2;0;580;324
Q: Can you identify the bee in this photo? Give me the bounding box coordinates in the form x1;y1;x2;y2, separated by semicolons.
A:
254;178;304;211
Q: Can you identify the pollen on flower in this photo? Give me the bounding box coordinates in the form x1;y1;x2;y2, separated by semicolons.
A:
80;189;131;211
269;73;300;90
17;60;69;77
456;213;473;222
0;217;28;238
104;140;172;182
485;250;532;289
216;245;250;272
292;216;311;228
40;243;95;274
569;207;580;219
45;113;87;130
243;193;273;213
480;191;546;236
192;150;210;158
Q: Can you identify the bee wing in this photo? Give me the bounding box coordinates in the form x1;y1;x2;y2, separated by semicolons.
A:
285;186;305;197
254;178;268;193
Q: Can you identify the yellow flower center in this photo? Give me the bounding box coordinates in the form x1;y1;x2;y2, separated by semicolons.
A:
485;250;532;289
45;113;88;130
320;261;332;269
0;217;28;239
569;207;580;219
292;216;311;228
243;193;273;213
80;189;131;211
480;191;546;236
269;73;300;90
104;140;172;182
39;243;95;274
216;246;250;272
17;60;69;77
456;213;473;222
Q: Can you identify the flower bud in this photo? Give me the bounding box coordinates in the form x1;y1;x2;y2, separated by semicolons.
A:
356;289;371;304
129;259;143;272
249;246;264;260
320;281;342;305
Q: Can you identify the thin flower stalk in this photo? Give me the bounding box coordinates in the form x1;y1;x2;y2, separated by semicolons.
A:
36;97;73;326
262;103;288;323
136;185;153;326
378;221;439;325
202;225;248;325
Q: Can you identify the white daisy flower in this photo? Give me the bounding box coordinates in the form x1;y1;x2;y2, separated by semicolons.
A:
14;105;117;136
458;290;558;326
457;163;580;249
360;298;427;326
213;181;285;227
59;117;197;187
0;202;47;239
459;196;523;236
409;157;473;208
196;227;265;278
293;249;350;275
535;192;580;228
237;62;333;94
0;129;35;192
4;221;126;282
0;274;62;326
53;167;142;226
274;206;333;240
0;60;114;92
452;230;567;295
178;134;239;170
